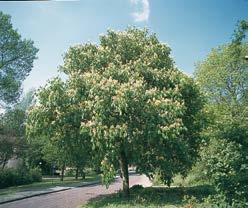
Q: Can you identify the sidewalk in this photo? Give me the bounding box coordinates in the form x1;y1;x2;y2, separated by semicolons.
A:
0;180;100;205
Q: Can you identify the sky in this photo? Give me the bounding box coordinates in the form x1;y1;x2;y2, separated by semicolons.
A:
0;0;248;93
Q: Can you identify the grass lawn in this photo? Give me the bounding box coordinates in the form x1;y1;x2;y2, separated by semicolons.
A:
0;173;101;197
81;185;215;208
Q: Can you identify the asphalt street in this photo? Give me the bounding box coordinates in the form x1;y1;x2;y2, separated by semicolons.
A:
0;174;151;208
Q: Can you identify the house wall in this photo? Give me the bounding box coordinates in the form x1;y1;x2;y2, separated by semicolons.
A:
6;158;23;169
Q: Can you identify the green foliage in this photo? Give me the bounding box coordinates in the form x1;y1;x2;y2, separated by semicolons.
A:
65;168;75;177
81;185;214;208
0;169;19;188
152;169;164;186
15;88;36;111
130;184;144;192
0;168;42;189
195;44;248;105
194;20;248;204
24;136;51;174
0;12;38;106
29;167;42;182
0;108;26;168
199;139;242;182
0;108;25;137
232;19;248;46
26;77;92;175
201;194;248;208
0;135;15;169
0;89;37;170
198;139;248;201
57;27;204;192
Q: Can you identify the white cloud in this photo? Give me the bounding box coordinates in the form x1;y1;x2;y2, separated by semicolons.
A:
130;0;150;22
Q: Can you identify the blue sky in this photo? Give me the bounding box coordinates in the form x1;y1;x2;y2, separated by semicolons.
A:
0;0;248;93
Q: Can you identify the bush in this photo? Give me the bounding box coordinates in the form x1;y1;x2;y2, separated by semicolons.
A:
210;173;248;206
15;171;33;185
200;194;248;208
130;184;144;192
197;138;248;204
0;168;42;189
29;168;42;182
0;169;16;188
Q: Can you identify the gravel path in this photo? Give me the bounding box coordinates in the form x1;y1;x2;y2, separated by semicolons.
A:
0;174;150;208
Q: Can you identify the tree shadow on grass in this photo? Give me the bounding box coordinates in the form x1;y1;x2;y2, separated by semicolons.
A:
83;185;215;207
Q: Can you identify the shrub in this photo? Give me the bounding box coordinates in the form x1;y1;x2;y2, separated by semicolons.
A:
198;138;248;204
130;184;144;192
0;168;42;189
15;172;32;185
0;169;16;188
201;194;248;208
29;168;42;182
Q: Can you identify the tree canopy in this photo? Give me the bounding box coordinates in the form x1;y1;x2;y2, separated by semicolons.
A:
26;78;91;180
0;88;36;169
0;11;38;107
27;28;204;196
194;20;248;202
0;11;38;170
0;106;26;169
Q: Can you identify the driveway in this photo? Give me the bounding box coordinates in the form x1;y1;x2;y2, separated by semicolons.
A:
0;174;151;208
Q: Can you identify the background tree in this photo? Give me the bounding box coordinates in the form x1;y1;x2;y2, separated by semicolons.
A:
195;20;248;202
0;89;36;169
26;78;92;181
16;89;51;173
0;11;38;172
0;11;38;107
0;128;16;169
0;108;25;169
15;88;36;111
60;28;204;196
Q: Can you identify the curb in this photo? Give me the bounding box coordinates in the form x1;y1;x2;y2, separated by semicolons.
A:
0;180;101;205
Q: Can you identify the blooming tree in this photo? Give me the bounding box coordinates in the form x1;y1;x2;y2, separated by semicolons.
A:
60;28;203;196
27;28;203;196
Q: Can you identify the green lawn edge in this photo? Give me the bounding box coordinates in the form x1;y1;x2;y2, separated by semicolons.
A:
0;174;101;197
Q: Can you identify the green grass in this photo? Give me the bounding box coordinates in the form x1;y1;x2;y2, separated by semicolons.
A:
0;173;100;196
81;185;215;208
171;174;206;187
153;173;210;188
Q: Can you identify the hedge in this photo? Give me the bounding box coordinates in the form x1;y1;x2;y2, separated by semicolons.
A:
0;168;42;188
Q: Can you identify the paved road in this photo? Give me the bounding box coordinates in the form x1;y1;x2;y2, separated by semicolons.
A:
0;174;151;208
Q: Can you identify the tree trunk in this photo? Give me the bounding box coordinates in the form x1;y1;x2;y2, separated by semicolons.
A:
2;156;8;170
75;167;79;180
119;150;129;197
2;161;7;170
81;170;85;180
2;162;6;170
60;164;65;181
119;169;123;178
